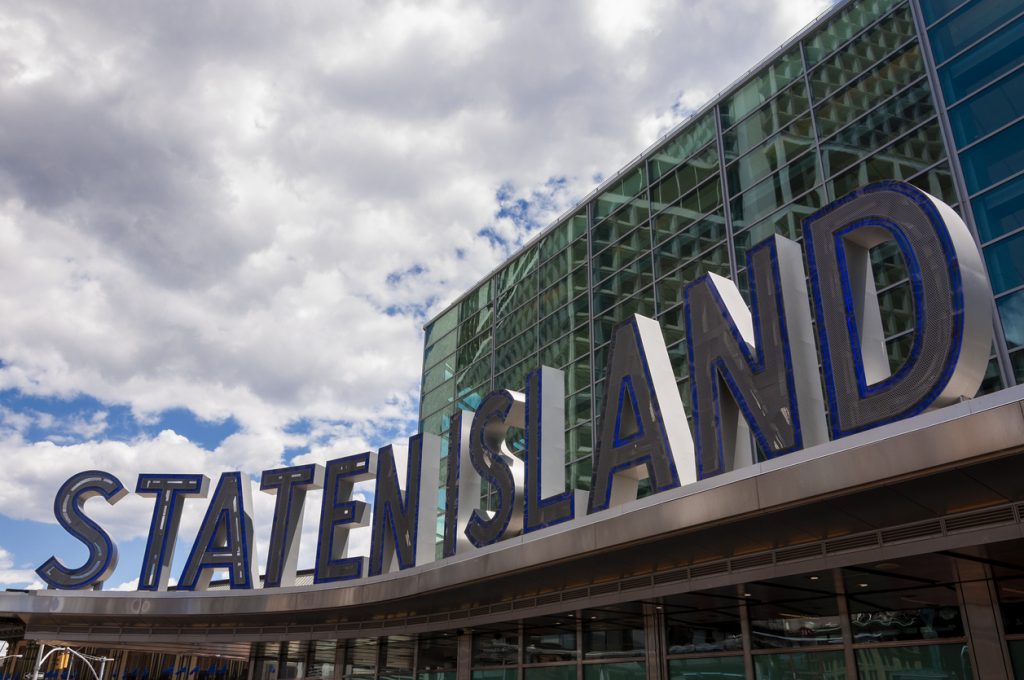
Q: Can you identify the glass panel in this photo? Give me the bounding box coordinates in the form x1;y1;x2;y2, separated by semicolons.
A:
973;174;1024;242
593;258;654;316
594;291;656;347
729;154;821;230
668;657;745;679
495;329;537;375
651;146;719;214
853;645;972;679
595;166;647;221
472;628;519;666
813;43;925;140
582;662;645;680
720;47;803;127
996;288;1024;349
423;330;456;371
804;0;902;65
726;116;815;196
418;634;458;672
808;4;917;104
421;381;454;419
461;282;492;320
929;0;1023;63
960;118;1024;194
654;211;728;279
425;307;458;349
747;571;842;649
593;198;650;253
938;15;1024;104
471;671;516;680
583;604;645;659
950;67;1024;148
459;332;492;370
524;668;575;680
664;590;744;655
752;651;845;679
344;639;377;677
921;0;968;24
460;305;493;346
724;80;809;160
819;80;935;180
653;180;723;244
1011;639;1024;678
524;615;578;663
655;245;731;313
422;358;456;395
593;227;651;284
733;202;807;266
650;114;717;180
380;635;414;680
984;229;1024;294
827;122;947;200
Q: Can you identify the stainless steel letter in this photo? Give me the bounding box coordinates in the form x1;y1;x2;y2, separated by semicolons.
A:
464;390;526;547
314;452;375;583
136;474;210;591
178;472;258;590
260;464;324;588
523;366;575;533
36;470;128;590
442;410;478;558
588;314;696;513
368;433;441;575
685;235;827;478
803;181;992;437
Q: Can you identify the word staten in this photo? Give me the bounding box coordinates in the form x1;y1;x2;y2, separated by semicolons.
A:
38;181;994;591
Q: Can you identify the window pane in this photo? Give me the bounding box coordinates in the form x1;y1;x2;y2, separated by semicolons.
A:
425;307;458;349
726;116;815;196
996;288;1024;350
524;615;578;663
423;330;456;371
668;657;744;679
949;67;1024;148
582;662;645;680
583;604;645;658
651;145;719;213
650;114;716;180
960;118;1024;194
654;211;728;279
921;0;968;24
471;671;516;680
723;79;810;160
747;572;842;650
853;645;972;679
595;166;647;221
472;628;519;667
827;122;947;200
804;0;902;65
525;668;575;680
929;0;1023;63
753;651;845;679
664;590;743;655
730;154;822;230
593;199;650;252
720;48;804;127
974;174;1024;242
938;15;1024;104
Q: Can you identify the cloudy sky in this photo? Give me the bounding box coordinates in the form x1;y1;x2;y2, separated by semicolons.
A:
0;0;830;590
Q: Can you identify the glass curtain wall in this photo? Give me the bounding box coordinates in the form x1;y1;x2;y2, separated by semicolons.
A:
418;0;1011;532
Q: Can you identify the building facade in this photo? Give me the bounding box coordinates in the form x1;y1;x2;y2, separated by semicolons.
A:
4;0;1024;680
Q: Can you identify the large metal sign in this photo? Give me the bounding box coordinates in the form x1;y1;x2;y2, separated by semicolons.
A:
36;182;993;591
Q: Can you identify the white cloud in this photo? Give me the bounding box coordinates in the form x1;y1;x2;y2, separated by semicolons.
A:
0;0;830;575
0;545;45;589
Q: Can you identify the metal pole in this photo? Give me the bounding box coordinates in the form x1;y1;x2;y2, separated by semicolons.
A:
32;644;45;680
99;659;107;680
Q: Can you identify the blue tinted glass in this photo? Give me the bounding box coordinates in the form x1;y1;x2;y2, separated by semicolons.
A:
998;288;1024;350
854;645;972;680
939;16;1024;103
985;229;1024;294
960;119;1024;194
972;174;1024;242
921;0;968;24
949;67;1024;147
929;0;1023;62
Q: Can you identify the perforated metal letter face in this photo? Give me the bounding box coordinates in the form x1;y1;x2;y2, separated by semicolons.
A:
588;314;696;514
523;366;575;533
803;181;992;438
178;472;258;591
36;470;128;590
442;410;477;558
465;390;526;548
260;464;324;588
686;235;827;479
136;474;210;591
314;452;375;584
369;433;441;575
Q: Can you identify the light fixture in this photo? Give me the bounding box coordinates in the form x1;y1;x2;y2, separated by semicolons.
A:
809;575;819;581
858;583;869;588
743;592;752;597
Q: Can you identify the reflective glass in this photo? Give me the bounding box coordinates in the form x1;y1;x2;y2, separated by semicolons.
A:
808;4;916;104
973;173;1024;242
540;212;587;261
566;422;592;461
583;605;645;658
730;154;821;229
423;330;457;371
819;80;935;180
458;332;492;370
726;116;815;196
524;668;575;680
753;651;845;679
458;355;491;395
853;645;972;679
650;114;717;180
595;166;647;221
997;288;1024;350
949;67;1024;148
651;145;719;213
593;258;654;315
494;329;537;374
747;573;842;650
665;591;743;655
421;381;454;419
921;0;968;24
460;305;493;345
813;43;924;139
654;211;728;279
593;292;656;346
344;639;377;677
960;118;1024;194
655;245;730;313
1010;640;1024;680
929;0;1023;63
804;0;902;65
720;47;804;127
425;307;458;349
593;227;651;283
524;615;577;663
567;389;591;428
724;80;809;161
668;657;744;679
496;300;538;347
471;672;515;680
582;663;645;680
938;15;1024;104
461;282;492;320
827;122;948;200
593;199;650;252
733;200;809;265
422;358;455;395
